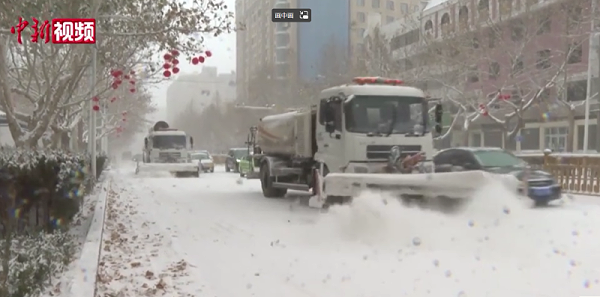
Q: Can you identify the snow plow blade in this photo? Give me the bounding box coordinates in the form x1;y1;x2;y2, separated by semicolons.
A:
135;162;199;177
323;171;490;199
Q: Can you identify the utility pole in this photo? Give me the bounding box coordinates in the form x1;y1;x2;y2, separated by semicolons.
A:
583;0;598;153
89;45;98;179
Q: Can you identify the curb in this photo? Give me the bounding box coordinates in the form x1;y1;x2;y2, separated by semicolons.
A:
67;177;111;297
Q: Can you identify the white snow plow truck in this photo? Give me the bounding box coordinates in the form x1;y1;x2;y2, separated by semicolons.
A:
136;121;199;177
251;77;490;209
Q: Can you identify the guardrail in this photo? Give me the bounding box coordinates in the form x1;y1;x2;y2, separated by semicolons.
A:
515;152;600;195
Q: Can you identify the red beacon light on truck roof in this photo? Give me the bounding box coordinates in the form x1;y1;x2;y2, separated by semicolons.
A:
352;77;403;86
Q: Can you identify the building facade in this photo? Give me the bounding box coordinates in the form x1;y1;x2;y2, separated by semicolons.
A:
236;0;423;101
165;67;236;123
381;0;599;152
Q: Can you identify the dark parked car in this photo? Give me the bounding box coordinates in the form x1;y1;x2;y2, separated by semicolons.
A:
433;147;562;206
225;148;252;173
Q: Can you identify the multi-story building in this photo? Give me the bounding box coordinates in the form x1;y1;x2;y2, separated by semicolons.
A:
165;67;236;123
236;0;423;101
379;0;599;152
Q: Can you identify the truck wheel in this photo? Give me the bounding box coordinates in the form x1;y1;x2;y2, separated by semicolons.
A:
260;163;287;198
226;164;230;172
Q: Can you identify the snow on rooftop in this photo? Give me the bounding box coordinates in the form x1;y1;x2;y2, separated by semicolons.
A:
423;0;451;11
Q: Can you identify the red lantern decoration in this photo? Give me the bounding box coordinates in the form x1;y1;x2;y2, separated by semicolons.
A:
198;56;205;63
92;105;100;111
130;89;136;93
92;96;99;102
191;57;199;65
112;83;118;89
171;50;179;56
130;70;135;75
110;97;117;102
129;80;135;85
163;63;171;69
163;70;171;77
164;53;172;61
124;75;130;80
172;67;180;74
205;50;212;57
172;59;179;65
498;94;511;100
115;79;122;85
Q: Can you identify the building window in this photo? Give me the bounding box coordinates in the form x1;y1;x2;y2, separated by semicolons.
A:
440;13;451;34
478;0;490;21
544;126;568;152
566;80;587;101
537;13;551;35
468;65;479;83
511;56;524;75
577;125;598;151
536;49;551;69
458;6;469;30
568;43;583;64
489;62;500;79
387;0;395;10
488;30;496;48
472;36;479;48
511;20;525;41
498;0;511;16
521;128;540;150
471;132;482;147
372;0;381;8
484;130;502;147
357;12;366;22
357;0;365;6
386;16;395;24
400;3;409;13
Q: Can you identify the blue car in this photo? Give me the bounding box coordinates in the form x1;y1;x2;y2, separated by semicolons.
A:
433;147;562;206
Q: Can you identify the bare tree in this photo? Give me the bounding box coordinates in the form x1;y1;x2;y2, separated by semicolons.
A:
392;0;597;149
0;0;235;148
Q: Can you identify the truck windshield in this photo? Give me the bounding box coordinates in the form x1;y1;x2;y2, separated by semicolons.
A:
345;96;428;134
152;135;187;149
233;149;250;159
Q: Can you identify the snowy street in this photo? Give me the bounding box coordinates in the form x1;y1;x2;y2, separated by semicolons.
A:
96;163;600;297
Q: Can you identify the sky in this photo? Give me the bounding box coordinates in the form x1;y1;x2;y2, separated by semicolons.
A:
148;0;237;122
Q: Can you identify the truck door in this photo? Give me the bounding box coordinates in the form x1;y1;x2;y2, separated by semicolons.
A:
315;98;345;173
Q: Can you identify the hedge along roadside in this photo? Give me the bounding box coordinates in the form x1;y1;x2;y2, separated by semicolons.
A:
0;148;108;297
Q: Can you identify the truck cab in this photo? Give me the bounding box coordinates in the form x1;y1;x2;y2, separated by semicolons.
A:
255;77;443;199
143;130;194;164
314;77;439;174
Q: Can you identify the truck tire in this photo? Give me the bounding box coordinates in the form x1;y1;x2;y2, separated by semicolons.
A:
226;164;230;172
260;163;287;198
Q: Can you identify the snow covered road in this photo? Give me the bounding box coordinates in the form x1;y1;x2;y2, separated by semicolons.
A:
98;164;600;297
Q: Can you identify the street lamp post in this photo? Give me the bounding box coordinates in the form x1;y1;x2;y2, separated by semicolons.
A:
89;45;98;179
583;2;598;153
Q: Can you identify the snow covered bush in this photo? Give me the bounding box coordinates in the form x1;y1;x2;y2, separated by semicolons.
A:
0;148;90;230
0;148;104;296
0;231;76;297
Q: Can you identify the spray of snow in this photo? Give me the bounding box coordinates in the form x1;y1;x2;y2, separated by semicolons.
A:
310;179;548;254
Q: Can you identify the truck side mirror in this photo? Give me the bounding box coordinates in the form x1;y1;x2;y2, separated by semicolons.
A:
144;137;148;149
434;104;443;134
190;137;194;148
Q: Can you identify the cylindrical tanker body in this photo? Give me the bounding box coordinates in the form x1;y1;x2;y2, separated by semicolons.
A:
257;110;313;157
